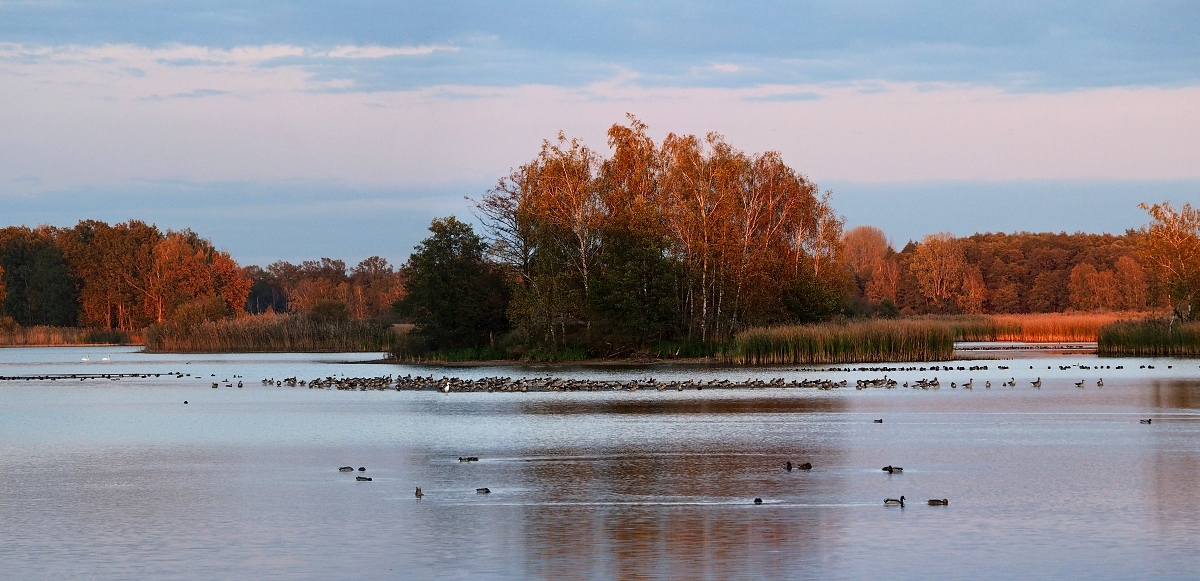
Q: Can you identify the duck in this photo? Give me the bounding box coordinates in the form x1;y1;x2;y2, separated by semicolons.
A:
797;462;812;470
1031;377;1042;388
1140;418;1153;424
356;476;372;481
873;418;883;423
754;497;763;504
415;487;423;498
928;498;949;506
884;496;905;506
882;465;903;474
338;466;353;472
476;487;491;494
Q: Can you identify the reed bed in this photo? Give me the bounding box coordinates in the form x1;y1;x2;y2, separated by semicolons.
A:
144;313;395;353
1097;319;1200;357
951;313;1132;342
728;320;956;364
0;326;140;346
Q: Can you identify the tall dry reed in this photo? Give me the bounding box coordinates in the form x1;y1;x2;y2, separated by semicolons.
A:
1097;319;1200;357
952;313;1131;342
0;326;140;346
728;319;956;364
144;313;395;353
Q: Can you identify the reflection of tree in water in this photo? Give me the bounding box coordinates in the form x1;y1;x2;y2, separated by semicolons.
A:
518;397;847;578
1150;380;1200;410
1148;381;1200;542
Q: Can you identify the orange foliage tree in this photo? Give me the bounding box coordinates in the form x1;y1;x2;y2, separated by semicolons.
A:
477;116;847;348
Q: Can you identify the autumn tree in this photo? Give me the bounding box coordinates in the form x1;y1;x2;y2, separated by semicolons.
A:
908;233;965;312
476;116;848;349
1139;201;1200;318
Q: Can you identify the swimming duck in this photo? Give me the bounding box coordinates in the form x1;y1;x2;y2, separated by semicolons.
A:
476;487;491;494
884;496;905;506
873;418;883;423
928;498;949;506
1140;418;1152;424
338;466;353;472
356;476;372;482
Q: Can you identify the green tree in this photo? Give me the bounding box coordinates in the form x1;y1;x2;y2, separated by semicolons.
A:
396;217;510;350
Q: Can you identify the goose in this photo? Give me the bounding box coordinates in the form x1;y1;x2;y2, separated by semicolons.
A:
415;487;423;498
356;476;372;481
1007;378;1016;387
476;487;491;494
785;461;793;472
1031;377;1042;388
873;418;883;423
951;382;956;389
1074;380;1085;388
1140;418;1152;424
339;466;353;472
963;379;973;389
882;465;903;474
1097;378;1104;387
884;496;905;506
928;498;949;506
754;497;763;504
797;462;812;470
985;381;991;388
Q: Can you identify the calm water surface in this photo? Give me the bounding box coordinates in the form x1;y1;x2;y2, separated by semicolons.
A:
2;346;1199;580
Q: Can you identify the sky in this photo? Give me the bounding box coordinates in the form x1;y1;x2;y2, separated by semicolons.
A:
2;1;1199;266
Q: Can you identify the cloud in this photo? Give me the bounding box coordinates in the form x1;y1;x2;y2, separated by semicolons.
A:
320;44;456;59
744;91;822;102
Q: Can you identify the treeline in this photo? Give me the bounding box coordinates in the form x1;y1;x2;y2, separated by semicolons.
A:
845;228;1154;316
396;117;848;358
0;221;249;331
244;257;404;321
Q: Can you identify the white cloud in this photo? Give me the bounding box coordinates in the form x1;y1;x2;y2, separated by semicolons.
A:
320;45;456;59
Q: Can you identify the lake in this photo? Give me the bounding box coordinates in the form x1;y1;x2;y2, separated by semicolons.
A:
1;346;1199;580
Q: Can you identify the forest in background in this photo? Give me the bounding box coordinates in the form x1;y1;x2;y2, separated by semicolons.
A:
1;119;1197;358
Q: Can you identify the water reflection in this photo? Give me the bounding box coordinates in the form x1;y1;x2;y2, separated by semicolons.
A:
1150;380;1200;410
521;395;846;416
515;397;848;580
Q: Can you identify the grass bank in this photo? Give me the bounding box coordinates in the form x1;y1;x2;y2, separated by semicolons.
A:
0;325;140;346
144;313;395;353
1097;319;1200;357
